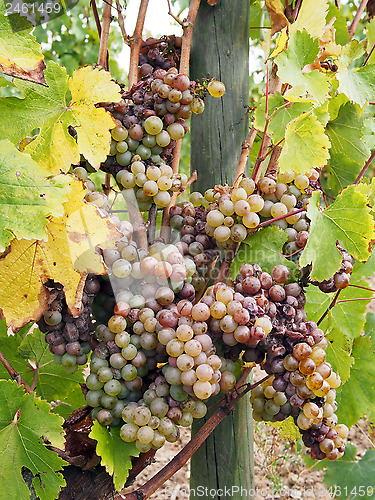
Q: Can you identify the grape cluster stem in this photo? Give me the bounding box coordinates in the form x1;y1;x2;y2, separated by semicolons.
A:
128;0;150;89
177;169;198;195
116;0;131;47
166;0;185;27
97;0;113;70
317;290;341;326
90;0;102;38
354;150;375;185
233;127;258;187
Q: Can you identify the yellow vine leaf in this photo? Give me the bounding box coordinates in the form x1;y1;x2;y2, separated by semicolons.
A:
68;66;121;170
290;0;329;39
265;0;289;35
270;28;289;59
0;62;121;174
0;180;121;330
304;19;342;73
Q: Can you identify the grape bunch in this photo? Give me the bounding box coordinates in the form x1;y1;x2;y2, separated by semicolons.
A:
100;67;224;180
85;296;236;453
116;155;185;210
250;375;348;461
184;170;318;254
95;64;224;214
139;36;182;72
99;197;219;303
169;200;220;290
38;275;100;373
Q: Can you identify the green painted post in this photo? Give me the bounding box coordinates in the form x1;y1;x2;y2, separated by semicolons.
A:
189;1;254;499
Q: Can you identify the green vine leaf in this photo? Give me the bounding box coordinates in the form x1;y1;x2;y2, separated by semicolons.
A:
90;421;140;492
305;273;372;342
250;0;264;39
290;0;329;39
364;312;375;352
326;3;350;45
337;42;375;107
254;93;312;143
325;328;354;384
336;336;375;428
304;286;331;323
367;18;375;66
276;29;330;102
231;226;298;279
278;112;331;174
0;61;121;174
300;187;374;281
325;102;370;194
323;443;375;499
304;443;375;498
0;321;86;419
0;140;71;253
17;326;86;419
0;2;45;85
0;380;66;500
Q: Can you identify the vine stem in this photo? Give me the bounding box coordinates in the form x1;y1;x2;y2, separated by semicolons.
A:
251;65;282;183
90;0;101;37
265;143;283;177
116;0;131;46
147;204;157;246
349;0;369;39
128;0;150;89
336;297;374;304
363;40;375;66
317;289;341;326
179;0;201;75
354;150;375;185
177;169;198;195
233;127;259;187
263;138;284;162
120;367;258;500
0;349;32;393
291;0;302;21
103;173;111;196
160;0;201;243
285;0;291;19
349;283;375;293
97;0;113;70
171;0;201;166
256;206;306;228
251;124;270;183
251;63;270;183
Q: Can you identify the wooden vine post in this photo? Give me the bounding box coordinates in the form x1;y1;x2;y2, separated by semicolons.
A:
189;1;254;498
